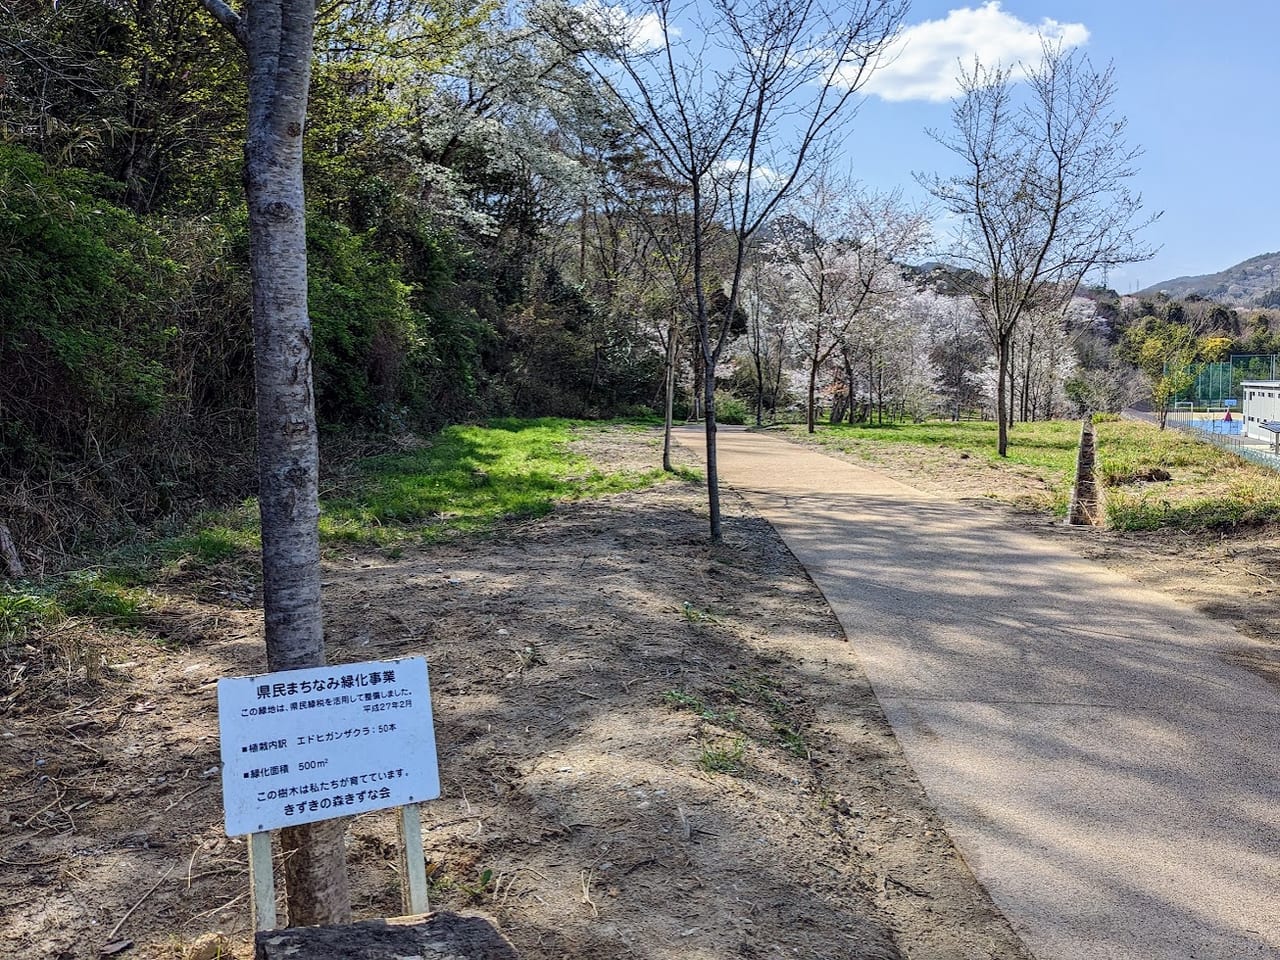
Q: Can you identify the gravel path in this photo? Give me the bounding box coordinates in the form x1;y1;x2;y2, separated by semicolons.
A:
674;425;1280;960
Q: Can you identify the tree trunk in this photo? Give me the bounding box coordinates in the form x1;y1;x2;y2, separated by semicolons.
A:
242;0;350;925
769;333;786;424
997;336;1011;457
829;393;848;424
807;361;819;434
866;353;876;424
752;349;765;427
0;522;24;579
662;322;677;472
703;359;721;541
1021;330;1035;422
841;345;855;425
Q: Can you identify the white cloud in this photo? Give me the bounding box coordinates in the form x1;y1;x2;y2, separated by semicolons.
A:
859;2;1089;103
712;159;784;188
578;1;674;53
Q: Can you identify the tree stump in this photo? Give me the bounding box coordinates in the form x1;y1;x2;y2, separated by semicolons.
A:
254;911;520;960
0;522;25;579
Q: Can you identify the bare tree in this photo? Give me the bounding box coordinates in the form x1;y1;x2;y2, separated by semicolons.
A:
772;179;928;434
198;0;351;926
556;0;907;540
920;43;1156;456
740;247;792;426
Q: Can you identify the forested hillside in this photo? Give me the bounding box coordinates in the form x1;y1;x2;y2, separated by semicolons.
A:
1;0;671;558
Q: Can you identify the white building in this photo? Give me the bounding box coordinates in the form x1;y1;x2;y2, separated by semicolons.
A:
1241;380;1280;443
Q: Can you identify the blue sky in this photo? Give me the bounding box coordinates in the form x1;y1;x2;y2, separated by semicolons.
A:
846;1;1280;291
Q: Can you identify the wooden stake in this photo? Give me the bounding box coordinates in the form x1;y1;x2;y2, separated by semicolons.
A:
398;805;429;915
249;831;278;931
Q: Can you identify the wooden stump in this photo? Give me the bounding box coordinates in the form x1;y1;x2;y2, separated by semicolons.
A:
254;911;520;960
0;522;24;579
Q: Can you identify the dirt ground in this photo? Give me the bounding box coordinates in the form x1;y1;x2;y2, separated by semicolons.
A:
3;424;1276;960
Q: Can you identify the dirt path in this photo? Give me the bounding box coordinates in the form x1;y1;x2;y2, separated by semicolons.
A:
674;426;1280;960
1;426;1031;960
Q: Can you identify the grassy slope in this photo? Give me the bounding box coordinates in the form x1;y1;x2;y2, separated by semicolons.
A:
784;420;1080;513
10;414;1280;639
0;419;677;639
785;417;1280;531
1094;418;1280;529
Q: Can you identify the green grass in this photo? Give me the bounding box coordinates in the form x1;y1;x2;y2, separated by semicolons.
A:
697;737;747;774
785;419;1080;512
789;417;1280;531
663;688;741;727
105;418;668;569
57;570;147;623
774;724;809;759
0;589;61;640
1094;419;1280;530
320;418;670;545
0;569;149;640
0;419;679;642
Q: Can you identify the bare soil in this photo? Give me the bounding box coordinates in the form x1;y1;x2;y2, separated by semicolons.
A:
3;424;1274;960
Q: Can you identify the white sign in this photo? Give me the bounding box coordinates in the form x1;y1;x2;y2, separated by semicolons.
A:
217;656;440;836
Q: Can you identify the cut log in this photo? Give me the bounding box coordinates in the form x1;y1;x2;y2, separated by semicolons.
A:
254;911;520;960
0;523;24;579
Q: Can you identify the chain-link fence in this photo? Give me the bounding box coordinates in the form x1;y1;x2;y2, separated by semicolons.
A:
1173;355;1280;407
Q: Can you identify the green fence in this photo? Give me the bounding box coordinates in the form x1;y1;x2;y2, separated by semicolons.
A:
1172;355;1280;407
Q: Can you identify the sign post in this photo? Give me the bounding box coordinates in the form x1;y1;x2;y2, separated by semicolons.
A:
217;656;441;927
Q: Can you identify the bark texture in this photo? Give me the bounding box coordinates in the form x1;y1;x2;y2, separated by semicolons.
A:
241;0;350;925
0;522;24;579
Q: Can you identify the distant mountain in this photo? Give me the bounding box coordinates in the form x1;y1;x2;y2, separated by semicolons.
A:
1139;251;1280;304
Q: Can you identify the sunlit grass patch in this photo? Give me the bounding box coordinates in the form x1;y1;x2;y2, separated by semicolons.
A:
0;570;150;645
56;570;147;623
1;419;681;643
0;588;61;640
1094;419;1280;530
785;418;1079;512
320;418;674;544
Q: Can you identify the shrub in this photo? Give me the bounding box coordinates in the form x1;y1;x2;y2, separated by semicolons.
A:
0;145;179;464
715;394;749;425
307;218;422;426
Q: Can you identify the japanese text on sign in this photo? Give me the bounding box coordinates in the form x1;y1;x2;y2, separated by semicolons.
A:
217;656;439;836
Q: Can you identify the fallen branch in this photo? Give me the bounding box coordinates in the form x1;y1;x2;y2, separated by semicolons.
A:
579;868;599;917
107;861;178;940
